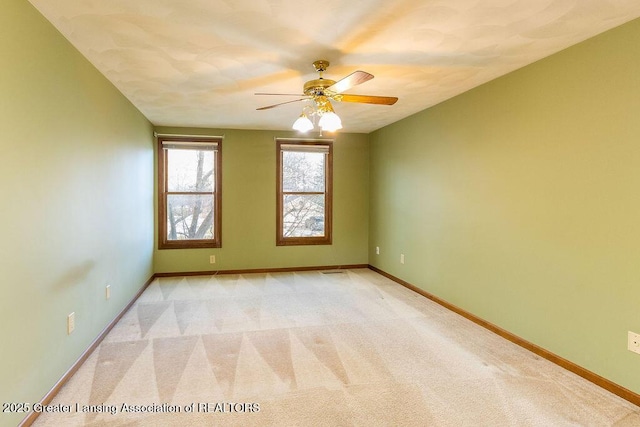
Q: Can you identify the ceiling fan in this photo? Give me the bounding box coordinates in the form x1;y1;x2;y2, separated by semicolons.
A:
256;60;398;132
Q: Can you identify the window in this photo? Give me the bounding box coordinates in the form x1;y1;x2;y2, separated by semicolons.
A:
276;139;332;246
158;136;221;249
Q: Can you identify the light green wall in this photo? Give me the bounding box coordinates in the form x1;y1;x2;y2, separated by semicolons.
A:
153;127;369;273
370;18;640;393
0;2;154;425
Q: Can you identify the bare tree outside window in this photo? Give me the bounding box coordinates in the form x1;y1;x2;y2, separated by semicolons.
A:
167;149;214;240
158;137;221;249
277;140;332;245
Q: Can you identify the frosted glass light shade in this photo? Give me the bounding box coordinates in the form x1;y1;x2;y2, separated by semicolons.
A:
292;114;313;132
318;112;342;132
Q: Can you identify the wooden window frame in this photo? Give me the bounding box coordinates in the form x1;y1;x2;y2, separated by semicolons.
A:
276;139;333;246
157;136;222;249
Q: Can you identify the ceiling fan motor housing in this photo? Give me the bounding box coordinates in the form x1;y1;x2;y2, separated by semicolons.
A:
303;78;337;96
303;59;336;96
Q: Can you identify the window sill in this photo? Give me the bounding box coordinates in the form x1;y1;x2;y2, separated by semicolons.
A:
158;240;221;250
276;237;332;246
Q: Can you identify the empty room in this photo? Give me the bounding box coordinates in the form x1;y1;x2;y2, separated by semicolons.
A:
2;0;640;426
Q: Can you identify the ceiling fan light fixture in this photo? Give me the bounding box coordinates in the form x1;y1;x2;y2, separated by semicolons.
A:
292;112;313;132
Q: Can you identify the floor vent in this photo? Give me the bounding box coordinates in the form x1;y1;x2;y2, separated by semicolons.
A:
322;270;345;274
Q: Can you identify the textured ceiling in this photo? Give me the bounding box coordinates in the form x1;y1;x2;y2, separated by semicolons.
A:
28;0;640;133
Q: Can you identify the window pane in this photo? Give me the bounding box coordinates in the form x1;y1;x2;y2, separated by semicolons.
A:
282;194;325;237
167;149;214;192
282;151;325;192
166;194;214;240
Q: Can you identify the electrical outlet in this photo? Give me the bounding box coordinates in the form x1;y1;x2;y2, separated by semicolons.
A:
400;254;405;264
105;285;111;300
209;255;216;264
629;331;640;355
67;312;75;335
375;246;380;255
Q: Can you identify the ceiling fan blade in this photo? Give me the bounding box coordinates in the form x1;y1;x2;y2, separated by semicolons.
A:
327;71;374;94
339;94;398;105
255;92;306;96
257;98;307;110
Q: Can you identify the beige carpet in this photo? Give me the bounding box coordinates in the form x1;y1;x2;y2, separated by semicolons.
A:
33;269;639;426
